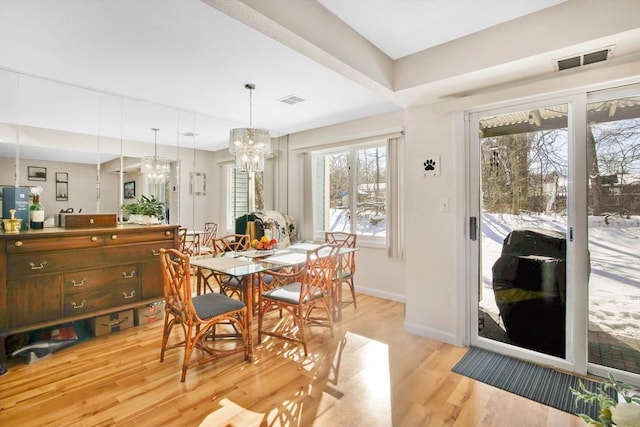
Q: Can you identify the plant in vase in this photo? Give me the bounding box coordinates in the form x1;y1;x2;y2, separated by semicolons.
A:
570;373;640;427
122;195;165;224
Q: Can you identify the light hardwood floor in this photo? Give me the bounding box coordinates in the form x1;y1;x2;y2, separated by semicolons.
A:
0;294;583;426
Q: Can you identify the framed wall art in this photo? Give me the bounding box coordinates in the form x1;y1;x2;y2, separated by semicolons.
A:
28;166;47;181
124;181;136;199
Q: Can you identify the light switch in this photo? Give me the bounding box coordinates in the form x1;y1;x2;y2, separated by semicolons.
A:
440;198;449;212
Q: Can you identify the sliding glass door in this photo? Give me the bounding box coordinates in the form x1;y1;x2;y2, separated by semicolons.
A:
471;100;570;361
469;84;640;381
586;88;640;377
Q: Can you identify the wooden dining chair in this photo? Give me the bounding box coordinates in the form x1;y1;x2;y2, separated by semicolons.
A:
178;227;200;256
199;222;219;255
159;248;249;382
207;234;251;299
325;231;357;308
257;244;340;356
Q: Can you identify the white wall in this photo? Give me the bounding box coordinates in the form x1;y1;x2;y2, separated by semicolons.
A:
402;106;464;345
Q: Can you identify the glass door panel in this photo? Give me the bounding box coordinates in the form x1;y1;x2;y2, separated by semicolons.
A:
586;93;640;375
477;103;569;358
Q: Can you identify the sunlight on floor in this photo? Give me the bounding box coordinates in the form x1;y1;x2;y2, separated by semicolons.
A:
198;398;264;427
197;331;393;426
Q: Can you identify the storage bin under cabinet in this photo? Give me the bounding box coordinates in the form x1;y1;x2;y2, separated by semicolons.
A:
0;224;178;374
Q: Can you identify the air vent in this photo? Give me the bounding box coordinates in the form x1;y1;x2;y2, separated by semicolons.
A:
555;46;614;71
278;94;305;105
557;56;581;71
583;49;610;65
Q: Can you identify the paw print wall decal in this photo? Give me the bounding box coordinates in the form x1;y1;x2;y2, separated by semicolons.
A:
421;155;440;177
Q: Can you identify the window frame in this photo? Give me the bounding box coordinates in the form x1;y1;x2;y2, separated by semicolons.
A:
311;140;388;247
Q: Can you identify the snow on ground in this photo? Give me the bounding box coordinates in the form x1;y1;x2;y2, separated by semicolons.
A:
480;212;640;340
329;206;638;340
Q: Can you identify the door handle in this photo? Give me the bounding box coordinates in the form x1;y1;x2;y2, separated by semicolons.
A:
470;216;477;241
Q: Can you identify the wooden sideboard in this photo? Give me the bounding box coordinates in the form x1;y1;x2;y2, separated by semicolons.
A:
0;224;179;374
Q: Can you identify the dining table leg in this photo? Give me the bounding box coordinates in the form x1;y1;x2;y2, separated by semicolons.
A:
244;274;254;360
333;259;343;322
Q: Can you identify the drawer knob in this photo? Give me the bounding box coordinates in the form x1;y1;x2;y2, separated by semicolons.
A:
29;261;47;270
111;235;118;240
91;236;98;242
14;241;23;247
71;300;87;309
123;290;136;299
90;218;95;224
151;249;160;256
71;278;87;287
165;231;171;236
122;271;137;279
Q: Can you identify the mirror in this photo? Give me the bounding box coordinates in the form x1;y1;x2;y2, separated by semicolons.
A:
0;69;188;226
0;68;225;230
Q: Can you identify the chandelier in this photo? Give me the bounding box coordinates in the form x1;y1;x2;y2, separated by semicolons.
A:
141;127;170;182
229;84;271;173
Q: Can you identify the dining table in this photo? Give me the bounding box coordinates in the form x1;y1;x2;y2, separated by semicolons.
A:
189;242;357;357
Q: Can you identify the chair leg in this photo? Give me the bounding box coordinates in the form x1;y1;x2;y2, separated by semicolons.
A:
296;308;308;356
348;277;357;308
181;324;195;382
160;316;173;362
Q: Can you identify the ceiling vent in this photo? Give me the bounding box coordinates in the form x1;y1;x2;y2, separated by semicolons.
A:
554;46;614;71
278;94;305;105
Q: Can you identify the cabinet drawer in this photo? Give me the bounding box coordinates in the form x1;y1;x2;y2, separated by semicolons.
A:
6;247;104;279
104;229;175;246
6;235;105;253
63;264;139;293
63;283;140;316
103;242;170;264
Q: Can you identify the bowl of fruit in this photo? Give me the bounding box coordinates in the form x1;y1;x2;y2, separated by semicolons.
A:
252;236;278;251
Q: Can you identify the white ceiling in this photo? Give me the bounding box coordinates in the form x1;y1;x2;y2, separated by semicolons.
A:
1;0;637;160
319;0;565;60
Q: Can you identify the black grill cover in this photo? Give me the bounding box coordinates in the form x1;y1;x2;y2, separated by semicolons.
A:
492;228;566;357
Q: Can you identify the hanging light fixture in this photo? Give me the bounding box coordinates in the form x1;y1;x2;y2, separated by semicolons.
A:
141;127;170;183
229;83;271;173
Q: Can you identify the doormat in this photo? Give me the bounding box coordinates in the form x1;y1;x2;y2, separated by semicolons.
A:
451;347;616;420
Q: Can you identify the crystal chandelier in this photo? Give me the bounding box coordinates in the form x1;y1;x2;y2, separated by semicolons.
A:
229;84;271;173
141;128;170;183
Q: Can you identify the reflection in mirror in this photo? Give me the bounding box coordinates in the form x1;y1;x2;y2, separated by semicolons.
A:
190;172;206;196
1;68;190;226
0;68;238;230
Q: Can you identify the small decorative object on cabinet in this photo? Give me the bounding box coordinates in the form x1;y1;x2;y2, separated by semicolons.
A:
29;186;45;229
122;195;165;224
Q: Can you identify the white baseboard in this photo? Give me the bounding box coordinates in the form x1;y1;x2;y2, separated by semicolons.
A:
403;320;458;346
356;286;405;303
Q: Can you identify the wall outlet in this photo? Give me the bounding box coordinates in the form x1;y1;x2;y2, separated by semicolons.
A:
440;291;450;307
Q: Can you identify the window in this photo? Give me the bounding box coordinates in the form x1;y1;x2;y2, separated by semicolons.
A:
226;166;247;231
225;165;264;231
312;142;387;241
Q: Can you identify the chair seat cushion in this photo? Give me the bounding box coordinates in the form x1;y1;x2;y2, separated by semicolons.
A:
223;276;262;289
336;271;352;280
222;276;244;289
263;282;322;304
192;292;245;319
